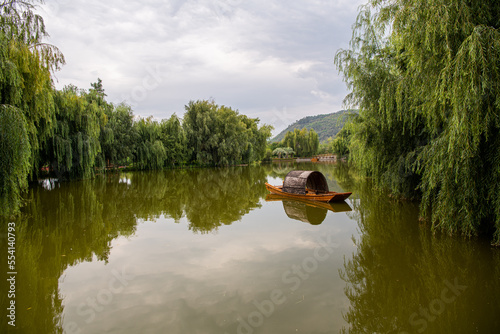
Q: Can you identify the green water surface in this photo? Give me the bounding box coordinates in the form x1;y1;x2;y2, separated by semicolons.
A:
1;163;499;334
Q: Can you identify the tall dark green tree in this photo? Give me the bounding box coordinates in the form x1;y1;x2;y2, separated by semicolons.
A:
183;100;272;166
0;0;64;216
240;114;273;163
159;114;187;167
336;0;500;244
42;84;105;179
100;102;136;167
183;100;216;165
0;105;31;214
133;116;167;170
281;128;319;157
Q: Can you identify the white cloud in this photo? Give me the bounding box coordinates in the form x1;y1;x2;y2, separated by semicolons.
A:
41;0;365;135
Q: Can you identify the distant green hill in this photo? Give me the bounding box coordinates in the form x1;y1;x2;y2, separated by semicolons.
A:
271;110;357;143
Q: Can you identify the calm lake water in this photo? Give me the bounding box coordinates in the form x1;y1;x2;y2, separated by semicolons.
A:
2;163;500;334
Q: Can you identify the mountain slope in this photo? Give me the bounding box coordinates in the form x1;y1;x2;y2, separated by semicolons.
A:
271;110;357;143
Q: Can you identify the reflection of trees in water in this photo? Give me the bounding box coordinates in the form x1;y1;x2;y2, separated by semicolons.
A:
267;161;296;179
183;167;269;233
2;178;139;333
16;164;498;334
93;167;269;233
1;167;269;333
335;168;500;334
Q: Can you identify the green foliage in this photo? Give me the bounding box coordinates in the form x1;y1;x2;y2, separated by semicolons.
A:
336;0;500;244
331;113;358;156
42;84;104;179
1;27;54;178
132;114;188;170
100;102;136;166
0;3;274;215
0;105;31;216
332;164;500;334
318;137;333;154
133;117;167;170
183;100;272;166
0;2;275;214
1;0;65;174
159;114;187;167
283;147;295;158
331;129;350;157
263;147;273;162
0;0;65;71
272;147;295;159
0;0;63;215
240;114;273;163
183;100;216;165
271;109;357;143
272;147;286;159
281;128;319;157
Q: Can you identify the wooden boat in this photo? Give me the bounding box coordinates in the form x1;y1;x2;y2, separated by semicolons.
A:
265;183;351;202
265;170;352;203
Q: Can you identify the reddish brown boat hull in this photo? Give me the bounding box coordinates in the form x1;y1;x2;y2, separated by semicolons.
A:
265;183;351;203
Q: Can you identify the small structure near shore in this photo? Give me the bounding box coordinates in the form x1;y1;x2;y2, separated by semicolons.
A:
314;154;337;161
294;154;338;163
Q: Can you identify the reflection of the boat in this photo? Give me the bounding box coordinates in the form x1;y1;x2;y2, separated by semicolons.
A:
266;194;352;212
265;194;352;225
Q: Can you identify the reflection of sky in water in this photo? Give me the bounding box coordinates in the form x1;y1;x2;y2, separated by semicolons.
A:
59;186;358;334
25;166;500;334
119;176;132;186
39;178;60;190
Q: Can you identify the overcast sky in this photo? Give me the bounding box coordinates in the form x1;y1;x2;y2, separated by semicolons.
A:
40;0;365;134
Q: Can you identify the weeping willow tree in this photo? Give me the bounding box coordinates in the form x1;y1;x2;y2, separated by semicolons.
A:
335;0;500;245
42;85;106;179
159;114;187;167
99;102;137;167
183;100;272;166
0;105;31;214
133;116;168;170
0;0;64;216
281;128;320;157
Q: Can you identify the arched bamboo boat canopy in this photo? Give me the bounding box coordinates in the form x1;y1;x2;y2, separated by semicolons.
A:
282;170;329;195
